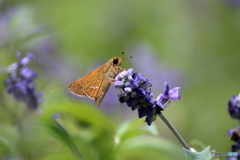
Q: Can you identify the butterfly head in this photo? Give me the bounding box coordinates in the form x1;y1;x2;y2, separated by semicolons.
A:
110;56;122;66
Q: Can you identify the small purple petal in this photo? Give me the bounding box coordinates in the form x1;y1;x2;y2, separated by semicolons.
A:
116;70;126;79
228;129;235;137
169;87;181;100
138;88;146;96
20;53;36;66
13;84;27;100
114;81;124;87
156;93;163;102
124;87;132;93
138;107;148;118
6;85;14;93
156;93;168;106
126;98;138;107
26;52;36;60
145;107;156;126
145;116;153;126
163;82;170;98
125;68;134;77
146;97;155;106
20;66;37;79
130;80;138;88
20;57;31;66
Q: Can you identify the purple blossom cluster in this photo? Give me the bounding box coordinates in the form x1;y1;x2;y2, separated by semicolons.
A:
5;52;42;110
227;94;240;160
114;68;181;125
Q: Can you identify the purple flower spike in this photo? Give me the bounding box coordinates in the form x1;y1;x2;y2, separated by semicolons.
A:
228;94;240;119
227;126;240;159
227;95;240;159
5;52;42;110
114;68;182;125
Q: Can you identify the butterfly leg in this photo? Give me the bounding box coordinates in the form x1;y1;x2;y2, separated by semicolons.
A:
112;67;125;75
108;78;115;84
120;67;126;71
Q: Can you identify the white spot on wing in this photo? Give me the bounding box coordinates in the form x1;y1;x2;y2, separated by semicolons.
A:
90;86;99;89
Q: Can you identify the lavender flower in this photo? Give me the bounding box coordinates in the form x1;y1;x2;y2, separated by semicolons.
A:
114;68;181;125
227;94;240;159
228;94;240;119
5;52;42;110
227;127;240;160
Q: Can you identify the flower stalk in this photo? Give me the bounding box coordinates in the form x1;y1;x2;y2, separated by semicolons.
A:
158;113;190;150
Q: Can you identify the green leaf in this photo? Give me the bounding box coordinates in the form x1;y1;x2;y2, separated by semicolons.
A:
115;135;185;160
183;146;212;160
115;118;158;144
41;98;115;137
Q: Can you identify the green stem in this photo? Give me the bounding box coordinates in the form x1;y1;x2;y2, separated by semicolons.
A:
54;118;86;160
158;113;190;150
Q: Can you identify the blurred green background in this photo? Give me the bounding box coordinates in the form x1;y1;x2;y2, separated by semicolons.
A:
0;0;240;159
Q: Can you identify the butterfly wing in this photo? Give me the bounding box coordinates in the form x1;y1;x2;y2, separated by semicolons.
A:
68;62;117;106
93;65;122;105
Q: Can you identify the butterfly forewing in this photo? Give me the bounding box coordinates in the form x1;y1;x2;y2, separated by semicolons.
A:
68;63;109;99
68;57;123;106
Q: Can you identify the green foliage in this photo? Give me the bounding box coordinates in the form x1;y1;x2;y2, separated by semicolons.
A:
0;88;186;160
114;119;184;159
183;146;212;160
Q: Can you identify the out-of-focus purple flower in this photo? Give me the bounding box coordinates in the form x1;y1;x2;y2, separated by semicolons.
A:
227;126;240;159
228;94;240;119
228;127;240;142
225;0;240;6
227;95;240;159
5;52;42;110
226;156;239;160
114;68;182;125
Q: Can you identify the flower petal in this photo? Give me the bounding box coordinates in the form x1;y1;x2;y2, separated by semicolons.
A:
169;87;181;100
114;81;124;87
138;107;149;118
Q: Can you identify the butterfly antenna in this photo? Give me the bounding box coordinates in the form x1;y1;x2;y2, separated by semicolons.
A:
120;52;132;59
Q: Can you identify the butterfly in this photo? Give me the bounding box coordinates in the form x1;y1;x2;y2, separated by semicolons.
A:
68;56;124;106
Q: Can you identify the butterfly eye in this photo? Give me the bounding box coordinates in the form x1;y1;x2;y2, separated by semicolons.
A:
112;58;119;64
